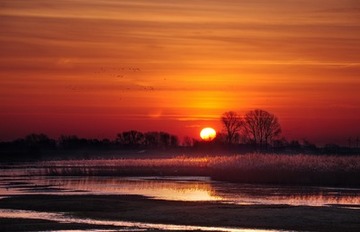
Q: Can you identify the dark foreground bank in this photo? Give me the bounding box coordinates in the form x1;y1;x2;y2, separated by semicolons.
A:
0;194;359;232
0;218;121;232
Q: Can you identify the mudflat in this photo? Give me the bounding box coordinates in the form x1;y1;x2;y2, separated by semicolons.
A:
0;194;359;232
0;218;121;232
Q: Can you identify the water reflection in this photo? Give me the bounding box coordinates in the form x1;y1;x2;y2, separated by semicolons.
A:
0;176;221;201
213;183;360;207
1;176;359;207
42;176;222;201
0;209;287;232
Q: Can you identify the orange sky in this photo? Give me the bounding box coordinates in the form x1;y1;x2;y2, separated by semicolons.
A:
0;0;359;144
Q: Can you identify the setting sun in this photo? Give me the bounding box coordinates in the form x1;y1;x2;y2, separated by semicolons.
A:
0;1;359;231
200;127;217;141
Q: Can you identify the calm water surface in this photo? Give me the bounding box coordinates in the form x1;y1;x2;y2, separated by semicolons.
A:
1;166;359;231
1;175;359;207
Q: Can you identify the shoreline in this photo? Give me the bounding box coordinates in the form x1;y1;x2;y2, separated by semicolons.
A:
0;194;359;232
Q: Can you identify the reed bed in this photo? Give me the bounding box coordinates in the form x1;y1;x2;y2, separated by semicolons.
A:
36;156;210;177
208;154;360;186
30;153;360;187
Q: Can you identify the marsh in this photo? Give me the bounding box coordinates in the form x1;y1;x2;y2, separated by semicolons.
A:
1;166;359;231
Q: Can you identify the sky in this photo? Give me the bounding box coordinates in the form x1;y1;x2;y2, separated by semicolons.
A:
0;0;359;144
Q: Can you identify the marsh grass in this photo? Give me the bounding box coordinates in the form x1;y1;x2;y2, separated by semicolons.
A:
38;156;210;177
209;154;360;186
27;153;360;187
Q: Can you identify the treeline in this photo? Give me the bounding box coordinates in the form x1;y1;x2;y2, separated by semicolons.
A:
0;130;180;150
0;131;183;161
1;108;359;161
201;132;359;155
0;131;359;162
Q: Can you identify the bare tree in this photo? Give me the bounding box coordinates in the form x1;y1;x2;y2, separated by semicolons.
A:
182;136;194;147
144;131;159;148
221;111;243;144
243;109;281;147
117;130;144;147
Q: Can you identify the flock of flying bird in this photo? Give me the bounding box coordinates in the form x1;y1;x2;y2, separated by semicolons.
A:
67;66;158;93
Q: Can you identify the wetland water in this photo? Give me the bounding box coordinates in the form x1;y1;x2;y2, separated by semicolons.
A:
0;170;360;231
1;176;359;207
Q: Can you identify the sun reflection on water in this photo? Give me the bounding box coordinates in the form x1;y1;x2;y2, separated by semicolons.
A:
1;176;359;207
42;176;223;201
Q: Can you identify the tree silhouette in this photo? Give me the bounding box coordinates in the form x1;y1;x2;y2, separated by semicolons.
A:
170;135;179;147
243;109;281;148
59;135;88;149
144;132;159;148
25;133;56;149
182;136;194;147
117;130;144;147
221;111;243;144
159;132;170;148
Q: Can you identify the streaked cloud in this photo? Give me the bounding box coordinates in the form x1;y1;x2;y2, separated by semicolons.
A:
0;0;359;143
